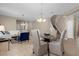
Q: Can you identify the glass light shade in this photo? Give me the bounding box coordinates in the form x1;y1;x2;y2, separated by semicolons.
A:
37;18;46;22
37;18;42;22
42;19;46;22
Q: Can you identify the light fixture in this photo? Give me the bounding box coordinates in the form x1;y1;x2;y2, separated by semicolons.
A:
42;19;46;22
20;14;26;26
37;3;46;22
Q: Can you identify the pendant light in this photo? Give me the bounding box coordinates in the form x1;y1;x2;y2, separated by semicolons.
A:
37;3;46;22
21;14;25;26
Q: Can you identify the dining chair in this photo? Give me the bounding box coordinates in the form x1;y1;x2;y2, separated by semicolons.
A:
31;29;47;56
49;30;66;56
17;32;29;42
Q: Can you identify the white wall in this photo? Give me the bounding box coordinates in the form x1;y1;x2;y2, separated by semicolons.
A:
0;15;16;31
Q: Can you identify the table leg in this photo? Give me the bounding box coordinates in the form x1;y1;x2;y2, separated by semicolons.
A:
8;39;10;51
47;42;50;56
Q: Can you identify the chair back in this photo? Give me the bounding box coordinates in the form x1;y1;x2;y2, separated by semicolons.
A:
59;30;66;52
31;29;40;49
60;30;66;43
20;32;29;41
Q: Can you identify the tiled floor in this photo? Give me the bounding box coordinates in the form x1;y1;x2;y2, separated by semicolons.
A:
0;40;33;56
0;39;79;56
64;39;78;56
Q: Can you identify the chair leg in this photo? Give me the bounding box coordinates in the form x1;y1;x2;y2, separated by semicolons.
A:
33;51;35;54
63;52;64;54
8;40;10;51
62;51;65;56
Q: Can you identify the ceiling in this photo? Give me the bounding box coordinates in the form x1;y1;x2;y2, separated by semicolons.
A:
0;3;79;21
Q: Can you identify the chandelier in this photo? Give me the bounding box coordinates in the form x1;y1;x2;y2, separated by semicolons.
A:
37;3;46;22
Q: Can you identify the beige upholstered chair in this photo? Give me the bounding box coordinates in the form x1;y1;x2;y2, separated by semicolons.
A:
31;29;47;56
49;30;66;56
